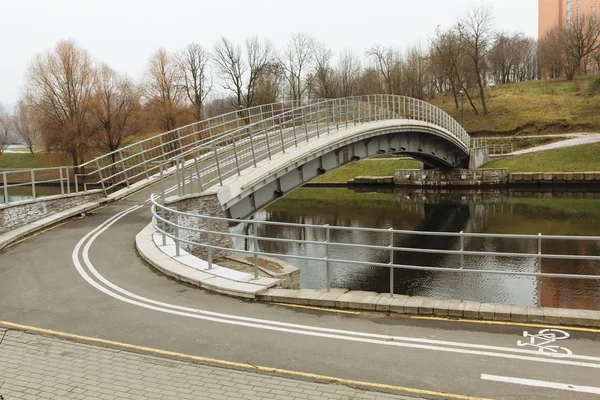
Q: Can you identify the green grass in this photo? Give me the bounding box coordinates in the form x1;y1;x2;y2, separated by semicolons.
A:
272;187;399;209
0;152;67;169
509;197;600;216
312;159;420;183
431;76;600;135
482;142;600;172
483;136;569;151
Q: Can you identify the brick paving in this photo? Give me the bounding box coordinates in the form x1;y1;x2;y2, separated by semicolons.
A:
0;329;419;400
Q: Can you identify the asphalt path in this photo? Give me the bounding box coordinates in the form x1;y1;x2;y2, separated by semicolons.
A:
1;152;600;400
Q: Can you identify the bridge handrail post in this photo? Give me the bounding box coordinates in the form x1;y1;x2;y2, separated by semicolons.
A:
538;233;543;306
118;150;130;188
139;142;150;179
212;142;223;186
262;119;272;160
30;170;36;199
368;95;372;121
302;107;309;142
95;159;107;196
159;161;167;246
325;224;331;293
316;103;321;138
252;232;259;280
192;152;203;193
325;102;331;134
59;167;64;195
292;111;298;147
65;167;70;194
460;231;465;269
278;119;286;153
248;126;258;167
2;172;7;204
231;131;241;176
389;227;394;298
206;218;213;270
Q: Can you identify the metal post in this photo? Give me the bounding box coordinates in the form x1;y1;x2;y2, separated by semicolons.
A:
538;233;542;306
207;219;213;270
159;162;167;246
119;150;130;188
325;224;331;293
139;143;149;179
262;119;272;160
325;103;331;134
59;168;64;195
345;99;349;128
2;172;7;203
292;114;298;147
389;228;394;297
253;233;259;280
212;142;223;186
460;231;465;269
65;167;70;194
189;169;194;195
303;107;309;142
279;123;286;153
315;104;320;138
31;170;36;199
176;158;182;196
192;152;203;192
75;174;79;193
248;126;257;167
175;224;181;257
231;132;241;175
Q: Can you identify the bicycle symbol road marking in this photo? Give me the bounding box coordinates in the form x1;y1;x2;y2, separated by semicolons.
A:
517;328;572;358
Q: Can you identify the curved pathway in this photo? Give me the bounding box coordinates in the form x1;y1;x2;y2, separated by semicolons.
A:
1;177;600;400
510;133;600;155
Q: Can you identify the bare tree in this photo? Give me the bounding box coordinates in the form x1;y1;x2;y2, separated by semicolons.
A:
311;42;336;98
213;36;272;109
178;43;211;121
25;40;97;168
13;100;41;153
459;5;494;114
563;14;600;79
213;37;245;109
91;64;141;163
253;61;284;105
280;33;316;101
0;102;11;155
402;45;429;99
539;26;566;79
366;45;401;94
142;47;184;132
336;50;362;97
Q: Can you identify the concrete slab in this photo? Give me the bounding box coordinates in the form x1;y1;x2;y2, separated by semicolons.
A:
432;299;450;316
200;277;267;299
403;297;427;314
510;305;528;323
335;293;354;309
463;302;481;319
447;300;466;317
418;297;436;315
478;303;496;320
317;288;349;294
543;307;561;324
526;306;545;323
389;296;410;314
558;308;580;326
308;291;343;307
295;289;318;305
494;304;512;321
375;296;395;312
351;295;381;311
265;289;301;303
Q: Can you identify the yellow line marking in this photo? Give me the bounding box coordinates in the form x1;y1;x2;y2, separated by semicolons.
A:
0;320;490;400
410;316;600;333
271;302;360;314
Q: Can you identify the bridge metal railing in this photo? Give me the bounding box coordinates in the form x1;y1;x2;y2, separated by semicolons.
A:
165;95;470;198
0;95;469;205
149;195;600;298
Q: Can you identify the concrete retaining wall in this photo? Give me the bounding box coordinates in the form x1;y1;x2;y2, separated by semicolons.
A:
0;191;104;234
510;171;600;184
164;194;234;260
394;168;509;187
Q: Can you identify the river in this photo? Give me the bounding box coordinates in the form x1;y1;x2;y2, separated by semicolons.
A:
235;187;600;310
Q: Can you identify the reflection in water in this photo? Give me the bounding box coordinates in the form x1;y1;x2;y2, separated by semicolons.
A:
234;187;600;310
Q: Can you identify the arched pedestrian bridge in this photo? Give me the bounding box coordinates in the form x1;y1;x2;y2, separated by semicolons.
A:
83;95;471;219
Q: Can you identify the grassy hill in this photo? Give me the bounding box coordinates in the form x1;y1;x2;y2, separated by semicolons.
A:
431;76;600;136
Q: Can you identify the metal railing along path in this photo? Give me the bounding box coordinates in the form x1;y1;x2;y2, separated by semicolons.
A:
149;195;600;296
1;95;469;204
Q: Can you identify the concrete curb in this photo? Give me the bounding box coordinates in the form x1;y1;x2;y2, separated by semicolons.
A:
134;224;600;328
258;289;600;327
135;224;279;299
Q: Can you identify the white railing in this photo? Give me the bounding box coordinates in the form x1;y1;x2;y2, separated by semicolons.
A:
150;195;600;297
0;95;469;204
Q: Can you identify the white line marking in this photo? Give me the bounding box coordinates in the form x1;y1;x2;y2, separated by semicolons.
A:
481;374;600;395
71;208;600;369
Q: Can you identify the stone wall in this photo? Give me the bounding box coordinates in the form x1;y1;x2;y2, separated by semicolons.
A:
394;168;509;187
0;191;104;234
164;194;234;260
510;171;600;184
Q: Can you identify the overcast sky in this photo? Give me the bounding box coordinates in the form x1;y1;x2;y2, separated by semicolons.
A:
0;0;538;107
